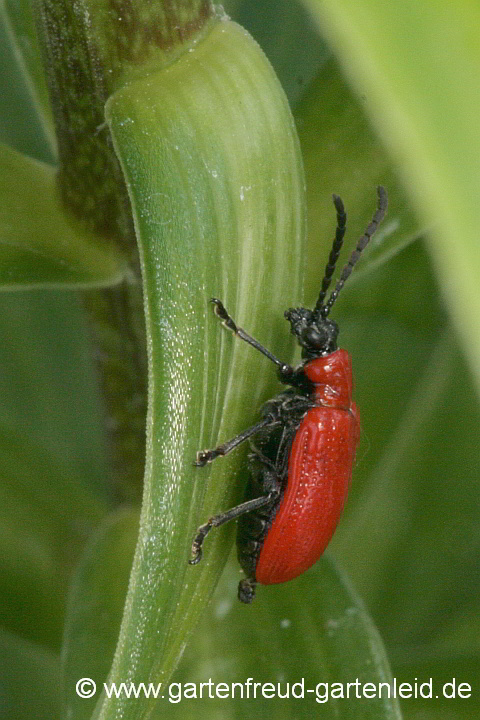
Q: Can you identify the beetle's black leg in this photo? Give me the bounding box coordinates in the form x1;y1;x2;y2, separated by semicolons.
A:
189;490;279;565
238;577;256;604
248;447;277;473
210;298;294;379
195;414;278;466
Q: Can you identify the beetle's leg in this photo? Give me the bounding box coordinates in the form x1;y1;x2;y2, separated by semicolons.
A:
189;490;278;565
210;298;294;380
238;577;256;604
195;414;278;466
237;462;282;604
248;447;277;473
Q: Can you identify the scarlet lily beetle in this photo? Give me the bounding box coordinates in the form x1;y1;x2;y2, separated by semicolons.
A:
189;187;388;603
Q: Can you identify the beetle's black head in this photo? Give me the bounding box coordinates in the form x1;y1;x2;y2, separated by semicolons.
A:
286;186;388;360
284;307;338;359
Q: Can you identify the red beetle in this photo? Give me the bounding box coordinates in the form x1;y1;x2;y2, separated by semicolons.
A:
190;187;387;602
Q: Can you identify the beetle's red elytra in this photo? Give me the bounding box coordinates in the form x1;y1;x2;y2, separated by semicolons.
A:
189;187;387;603
255;349;360;586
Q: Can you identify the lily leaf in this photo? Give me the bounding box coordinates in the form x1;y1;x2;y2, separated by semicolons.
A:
0;142;128;289
95;17;305;719
62;508;139;720
1;0;56;156
170;554;403;720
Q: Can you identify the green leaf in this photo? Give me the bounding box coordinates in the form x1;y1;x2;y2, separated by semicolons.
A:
170;555;402;719
1;0;57;157
62;508;139;720
0;143;128;288
225;0;331;107
97;17;306;719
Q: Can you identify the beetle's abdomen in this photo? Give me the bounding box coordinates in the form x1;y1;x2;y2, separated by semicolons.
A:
255;404;360;585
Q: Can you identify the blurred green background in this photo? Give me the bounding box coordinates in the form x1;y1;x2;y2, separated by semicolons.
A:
1;1;479;719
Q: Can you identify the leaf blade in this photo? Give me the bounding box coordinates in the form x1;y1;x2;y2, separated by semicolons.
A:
0;143;127;289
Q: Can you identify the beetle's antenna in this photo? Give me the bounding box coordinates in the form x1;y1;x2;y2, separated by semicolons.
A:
320;186;387;319
313;194;347;314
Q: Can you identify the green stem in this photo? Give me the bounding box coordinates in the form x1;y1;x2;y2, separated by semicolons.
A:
33;0;216;500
